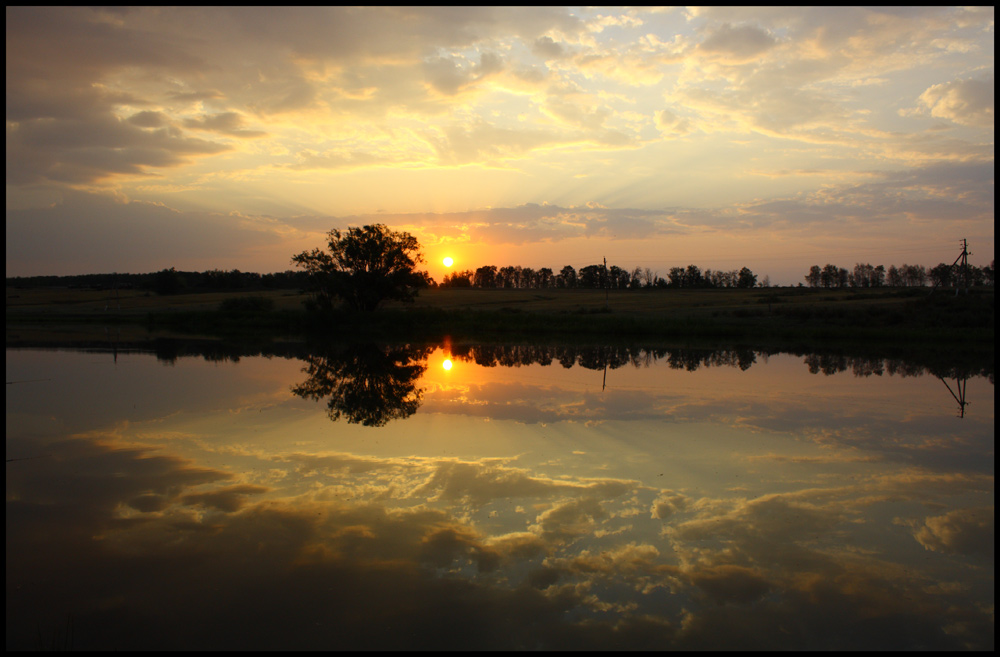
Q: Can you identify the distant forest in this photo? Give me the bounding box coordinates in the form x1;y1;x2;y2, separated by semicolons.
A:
6;258;995;294
438;264;762;289
5;268;310;295
803;261;995;289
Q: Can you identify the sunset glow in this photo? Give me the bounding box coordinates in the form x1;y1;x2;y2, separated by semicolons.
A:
5;7;994;283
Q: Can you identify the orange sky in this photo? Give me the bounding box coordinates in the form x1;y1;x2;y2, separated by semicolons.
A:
5;7;994;285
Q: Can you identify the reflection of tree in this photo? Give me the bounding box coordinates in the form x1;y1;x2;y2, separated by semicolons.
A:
291;343;432;426
451;344;763;373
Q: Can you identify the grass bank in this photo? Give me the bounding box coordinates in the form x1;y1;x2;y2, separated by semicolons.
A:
6;285;994;349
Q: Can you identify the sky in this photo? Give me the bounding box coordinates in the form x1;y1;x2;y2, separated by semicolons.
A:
5;6;995;285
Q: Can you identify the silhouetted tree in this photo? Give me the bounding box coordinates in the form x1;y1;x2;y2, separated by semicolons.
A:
668;267;685;288
929;262;954;288
820;264;839;288
579;264;604;288
441;269;473;287
898;263;926;287
805;265;822;288
736;267;757;289
557;265;577;288
537;267;554;289
685;264;703;287
498;266;517;288
291;224;428;311
152;267;184;295
474;265;498;288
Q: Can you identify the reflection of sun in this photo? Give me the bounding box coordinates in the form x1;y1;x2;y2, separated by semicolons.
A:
442;257;454;267
442;359;453;371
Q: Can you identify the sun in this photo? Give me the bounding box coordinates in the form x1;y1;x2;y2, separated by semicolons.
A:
442;257;454;267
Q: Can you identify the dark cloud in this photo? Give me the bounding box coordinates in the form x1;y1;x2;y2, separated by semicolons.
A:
4;190;284;276
689;564;771;605
698;23;777;62
126;110;170;128
182;112;267;138
533;35;567;60
913;507;994;558
7;114;230;185
182;484;271;512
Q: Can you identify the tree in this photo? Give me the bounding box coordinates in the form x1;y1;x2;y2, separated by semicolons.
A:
537;267;553;289
685;264;703;288
557;265;577;288
152;267;184;295
805;265;821;288
292;224;428;311
929;262;954;288
736;267;757;289
441;269;473;287
579;264;604;288
474;265;498;288
820;264;839;288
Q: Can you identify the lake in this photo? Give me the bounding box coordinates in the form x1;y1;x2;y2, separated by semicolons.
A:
5;340;994;650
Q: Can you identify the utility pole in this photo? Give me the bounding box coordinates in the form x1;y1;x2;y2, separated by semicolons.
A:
955;238;970;295
931;239;971;295
603;257;609;310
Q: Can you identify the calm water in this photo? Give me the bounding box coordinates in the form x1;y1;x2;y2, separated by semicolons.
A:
6;341;994;650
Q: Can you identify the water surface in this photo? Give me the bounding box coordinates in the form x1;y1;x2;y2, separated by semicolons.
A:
6;342;994;650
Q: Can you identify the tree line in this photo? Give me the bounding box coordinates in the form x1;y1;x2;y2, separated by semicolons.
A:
804;261;995;289
439;263;762;289
6;268;311;295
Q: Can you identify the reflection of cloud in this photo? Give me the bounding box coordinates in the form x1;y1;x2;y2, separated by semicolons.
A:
912;507;994;558
688;564;770;605
672;494;843;546
651;490;690;519
6;415;995;651
5;348;996;651
412;459;623;505
182;484;270;512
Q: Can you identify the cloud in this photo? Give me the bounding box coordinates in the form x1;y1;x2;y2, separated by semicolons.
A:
533;35;567;59
127;110;170;128
656;109;693;137
4;6;994;281
182;112;268;138
4;190;300;276
917;77;995;128
6;115;231;185
697;23;777;63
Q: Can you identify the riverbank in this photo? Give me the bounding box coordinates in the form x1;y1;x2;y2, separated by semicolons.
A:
6;284;994;348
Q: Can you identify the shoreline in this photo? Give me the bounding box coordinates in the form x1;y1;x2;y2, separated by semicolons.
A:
7;285;994;348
